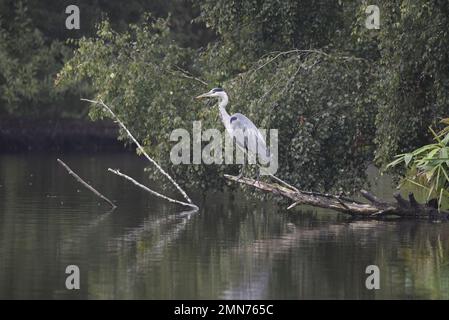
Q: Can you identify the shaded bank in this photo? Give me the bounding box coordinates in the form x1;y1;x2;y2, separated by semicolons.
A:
0;117;129;152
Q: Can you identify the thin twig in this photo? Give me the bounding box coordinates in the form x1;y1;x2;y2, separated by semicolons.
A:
287;202;300;210
335;197;351;211
108;168;198;210
172;65;209;86
248;49;364;79
268;173;300;193
57;158;116;209
249;49;327;76
143;61;208;87
270;174;351;212
81;98;195;206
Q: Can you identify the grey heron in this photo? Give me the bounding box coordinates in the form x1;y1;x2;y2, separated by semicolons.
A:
196;88;270;179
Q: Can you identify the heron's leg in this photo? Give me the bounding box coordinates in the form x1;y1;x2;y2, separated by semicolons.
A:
235;163;245;180
255;167;260;181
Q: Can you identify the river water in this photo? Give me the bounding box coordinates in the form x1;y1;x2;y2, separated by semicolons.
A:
0;152;448;299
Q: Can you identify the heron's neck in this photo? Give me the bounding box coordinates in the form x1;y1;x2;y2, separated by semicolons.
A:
218;94;229;110
218;96;231;132
218;95;230;119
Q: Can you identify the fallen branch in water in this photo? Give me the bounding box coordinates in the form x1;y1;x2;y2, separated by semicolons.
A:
81;98;197;208
108;168;198;210
57;158;116;209
224;175;449;219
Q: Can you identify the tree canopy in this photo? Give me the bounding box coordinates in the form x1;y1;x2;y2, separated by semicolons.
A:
2;0;449;194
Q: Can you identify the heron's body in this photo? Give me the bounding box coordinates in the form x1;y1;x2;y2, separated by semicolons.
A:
197;88;270;177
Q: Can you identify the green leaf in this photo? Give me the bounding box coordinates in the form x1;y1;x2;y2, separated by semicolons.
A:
440;118;449;125
412;144;437;155
404;153;413;166
430;126;442;143
405;178;429;190
442;133;449;146
386;156;405;168
427;148;440;159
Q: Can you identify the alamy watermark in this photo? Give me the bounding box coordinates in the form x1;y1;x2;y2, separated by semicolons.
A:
365;265;380;290
365;5;380;30
170;121;278;175
65;4;379;31
65;265;80;290
65;5;80;30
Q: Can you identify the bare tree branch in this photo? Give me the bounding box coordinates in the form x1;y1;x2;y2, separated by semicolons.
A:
108;168;198;210
57;158;116;209
81;98;196;207
225;174;449;219
172;65;209;86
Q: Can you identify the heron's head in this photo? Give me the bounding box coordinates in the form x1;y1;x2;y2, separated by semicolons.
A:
195;87;228;101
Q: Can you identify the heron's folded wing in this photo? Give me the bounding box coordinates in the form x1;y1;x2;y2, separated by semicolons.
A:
230;113;269;161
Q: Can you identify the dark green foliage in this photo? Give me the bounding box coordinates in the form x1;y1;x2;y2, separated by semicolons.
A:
363;1;449;167
3;0;449;196
220;51;375;192
0;2;76;116
0;0;210;118
387;118;449;209
57;18;227;189
58;12;376;192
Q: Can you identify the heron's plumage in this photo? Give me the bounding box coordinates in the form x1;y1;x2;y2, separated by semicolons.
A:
197;88;271;166
228;113;270;163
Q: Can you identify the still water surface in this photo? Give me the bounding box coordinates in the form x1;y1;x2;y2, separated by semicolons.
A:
0;153;448;299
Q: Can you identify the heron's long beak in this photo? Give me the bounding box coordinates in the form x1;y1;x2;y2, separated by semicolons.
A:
195;92;211;99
